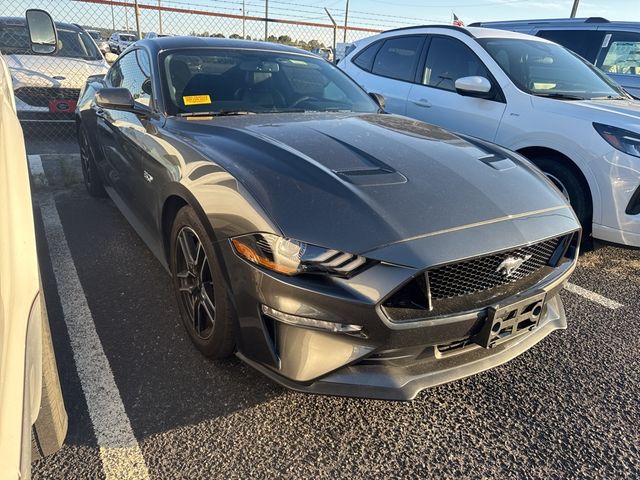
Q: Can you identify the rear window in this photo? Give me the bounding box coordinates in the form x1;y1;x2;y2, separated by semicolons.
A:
352;41;382;72
0;24;101;59
536;30;605;63
371;36;424;82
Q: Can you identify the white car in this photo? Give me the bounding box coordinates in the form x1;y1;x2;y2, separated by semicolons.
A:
340;26;640;248
108;32;137;53
144;31;173;39
0;17;109;124
85;28;110;54
0;10;66;479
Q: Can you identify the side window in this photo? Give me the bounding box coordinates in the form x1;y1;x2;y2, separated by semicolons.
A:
116;49;153;107
371;36;424;82
352;41;382;72
536;30;605;63
598;32;640;76
422;36;491;92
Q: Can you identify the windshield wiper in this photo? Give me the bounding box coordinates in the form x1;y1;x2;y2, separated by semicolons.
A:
591;95;627;100
177;110;256;118
532;92;586;101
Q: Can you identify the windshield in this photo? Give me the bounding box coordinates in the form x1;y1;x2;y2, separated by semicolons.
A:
478;38;625;100
0;24;102;60
161;48;378;115
120;34;136;42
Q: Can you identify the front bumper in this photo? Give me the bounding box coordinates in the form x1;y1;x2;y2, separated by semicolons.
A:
222;224;578;400
240;294;566;400
590;149;640;247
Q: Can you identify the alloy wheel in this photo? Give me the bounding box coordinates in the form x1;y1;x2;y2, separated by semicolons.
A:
175;226;216;340
79;130;93;188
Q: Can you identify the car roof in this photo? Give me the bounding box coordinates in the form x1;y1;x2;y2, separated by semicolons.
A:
0;16;81;31
136;36;315;56
469;17;640;29
377;25;550;42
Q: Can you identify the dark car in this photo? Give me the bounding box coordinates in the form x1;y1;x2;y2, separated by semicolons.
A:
75;37;581;400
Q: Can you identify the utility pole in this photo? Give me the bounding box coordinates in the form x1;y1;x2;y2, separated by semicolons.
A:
134;0;142;39
158;0;163;34
343;0;349;43
264;0;269;41
570;0;580;18
325;8;337;59
125;4;129;32
242;0;246;39
111;1;115;31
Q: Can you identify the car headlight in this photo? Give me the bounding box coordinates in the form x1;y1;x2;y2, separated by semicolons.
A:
593;123;640;158
230;233;370;277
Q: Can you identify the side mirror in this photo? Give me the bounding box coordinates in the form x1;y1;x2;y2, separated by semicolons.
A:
95;87;135;111
455;76;493;99
25;9;57;55
369;92;385;110
104;52;118;64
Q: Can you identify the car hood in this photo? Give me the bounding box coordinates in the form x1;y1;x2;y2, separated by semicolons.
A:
4;54;108;89
175;113;571;255
533;96;640;130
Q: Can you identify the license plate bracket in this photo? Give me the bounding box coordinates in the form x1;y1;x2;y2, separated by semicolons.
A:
475;292;546;349
48;99;77;113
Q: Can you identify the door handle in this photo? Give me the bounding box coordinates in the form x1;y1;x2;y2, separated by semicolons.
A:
412;98;432;108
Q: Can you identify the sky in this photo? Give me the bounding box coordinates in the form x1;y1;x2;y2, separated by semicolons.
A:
5;0;640;40
336;0;640;26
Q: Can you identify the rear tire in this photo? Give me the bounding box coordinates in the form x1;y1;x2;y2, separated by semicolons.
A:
530;155;591;234
78;127;106;198
170;206;236;358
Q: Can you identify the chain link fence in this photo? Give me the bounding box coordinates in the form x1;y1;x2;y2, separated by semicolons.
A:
1;0;432;142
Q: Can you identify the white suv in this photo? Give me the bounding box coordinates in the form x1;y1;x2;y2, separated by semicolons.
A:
340;26;640;248
108;32;137;54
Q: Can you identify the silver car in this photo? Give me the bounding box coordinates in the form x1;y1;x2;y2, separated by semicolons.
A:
0;17;109;124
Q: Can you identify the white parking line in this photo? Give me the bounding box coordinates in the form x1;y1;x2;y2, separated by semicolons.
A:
27;154;48;187
564;282;624;310
37;190;150;478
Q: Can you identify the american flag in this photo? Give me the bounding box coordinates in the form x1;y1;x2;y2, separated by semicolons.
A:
453;13;464;27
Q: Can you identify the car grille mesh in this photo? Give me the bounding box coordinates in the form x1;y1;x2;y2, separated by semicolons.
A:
14;87;81;107
428;237;561;300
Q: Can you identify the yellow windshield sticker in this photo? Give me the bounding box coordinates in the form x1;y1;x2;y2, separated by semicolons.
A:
183;94;211;105
289;59;307;65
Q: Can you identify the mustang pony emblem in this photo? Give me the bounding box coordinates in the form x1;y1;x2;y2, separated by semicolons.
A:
496;254;532;278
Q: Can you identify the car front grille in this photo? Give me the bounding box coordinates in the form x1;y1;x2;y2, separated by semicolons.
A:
382;233;578;322
14;87;81;107
428;237;561;300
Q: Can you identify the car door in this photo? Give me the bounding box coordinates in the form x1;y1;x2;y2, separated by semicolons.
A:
406;35;506;142
354;35;425;115
595;31;640;97
95;49;163;248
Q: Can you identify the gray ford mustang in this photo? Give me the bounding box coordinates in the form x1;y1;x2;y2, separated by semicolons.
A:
76;37;581;400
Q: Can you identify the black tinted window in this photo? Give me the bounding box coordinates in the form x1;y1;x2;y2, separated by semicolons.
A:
352;41;381;72
537;30;605;62
423;37;490;91
109;50;153;107
372;36;423;82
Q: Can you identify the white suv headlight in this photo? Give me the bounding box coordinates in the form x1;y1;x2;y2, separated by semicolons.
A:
594;123;640;158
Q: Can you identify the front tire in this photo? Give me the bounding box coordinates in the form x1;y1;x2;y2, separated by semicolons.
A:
530;156;591;233
78;127;106;197
170;206;235;358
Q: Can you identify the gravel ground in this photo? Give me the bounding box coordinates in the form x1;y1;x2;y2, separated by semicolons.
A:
30;157;639;480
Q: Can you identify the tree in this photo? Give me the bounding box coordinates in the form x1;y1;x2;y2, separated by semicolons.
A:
277;35;292;45
210;33;225;38
229;33;242;39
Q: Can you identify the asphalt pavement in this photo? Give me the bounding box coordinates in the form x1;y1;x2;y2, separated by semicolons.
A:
28;144;639;480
